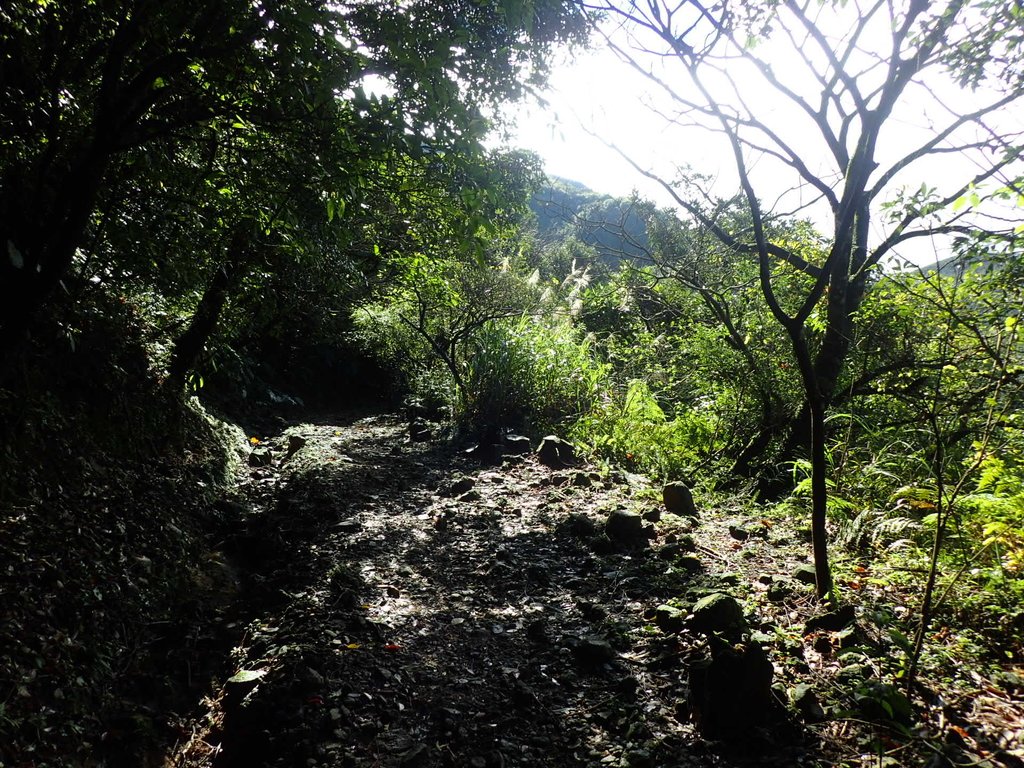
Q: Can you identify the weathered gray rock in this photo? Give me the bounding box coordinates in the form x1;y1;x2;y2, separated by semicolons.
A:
605;509;645;545
662;482;697;516
690;592;747;637
537;435;576;468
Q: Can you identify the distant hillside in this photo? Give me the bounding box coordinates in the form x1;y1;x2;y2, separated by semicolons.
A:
530;177;649;270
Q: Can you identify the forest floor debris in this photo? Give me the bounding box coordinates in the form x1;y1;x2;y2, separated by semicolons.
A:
3;409;1022;766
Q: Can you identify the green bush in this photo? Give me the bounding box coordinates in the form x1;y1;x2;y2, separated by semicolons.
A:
462;316;607;436
571;378;724;481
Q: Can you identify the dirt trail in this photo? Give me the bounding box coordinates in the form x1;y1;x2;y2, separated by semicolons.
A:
170;413;812;768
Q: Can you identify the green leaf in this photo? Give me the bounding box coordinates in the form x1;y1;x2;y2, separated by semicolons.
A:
888;628;913;653
228;668;267;684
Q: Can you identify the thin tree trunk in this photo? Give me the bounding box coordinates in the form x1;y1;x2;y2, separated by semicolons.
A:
166;231;249;388
792;329;833;600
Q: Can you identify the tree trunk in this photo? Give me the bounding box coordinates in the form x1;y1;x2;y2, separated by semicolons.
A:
0;148;112;356
791;329;833;601
166;231;249;388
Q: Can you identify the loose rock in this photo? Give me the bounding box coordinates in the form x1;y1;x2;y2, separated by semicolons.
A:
503;434;531;455
727;522;749;541
804;604;856;633
690;592;747;638
605;509;646;545
653;604;686;634
572;635;616;666
793;564;818;585
443;477;475;497
662;482;696;517
688;639;776;739
248;447;274;467
792;683;826;722
537;435;576;468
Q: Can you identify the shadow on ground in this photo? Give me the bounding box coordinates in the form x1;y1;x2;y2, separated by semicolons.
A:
168;413;818;768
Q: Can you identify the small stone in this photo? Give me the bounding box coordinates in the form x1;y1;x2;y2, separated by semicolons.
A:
836;663;874;683
605;510;645;545
690;593;747;637
728;523;750;541
622;748;653;768
537;435;576;468
653;604;686;634
658;542;682;559
286;434;307;458
676;556;703;573
662;482;696;516
503;434;531;455
248;447;273;467
526;620;548;642
565;514;598;538
793;564;818;585
443;477;475;497
335;518;362;533
642;507;661;522
688;640;775;738
572;635;616;666
767;582;792;603
804;604;856;633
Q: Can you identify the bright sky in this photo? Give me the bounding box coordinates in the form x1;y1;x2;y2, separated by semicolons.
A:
504;8;1024;265
507;47;673;202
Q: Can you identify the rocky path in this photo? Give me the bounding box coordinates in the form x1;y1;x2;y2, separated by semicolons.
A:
168;412;820;768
